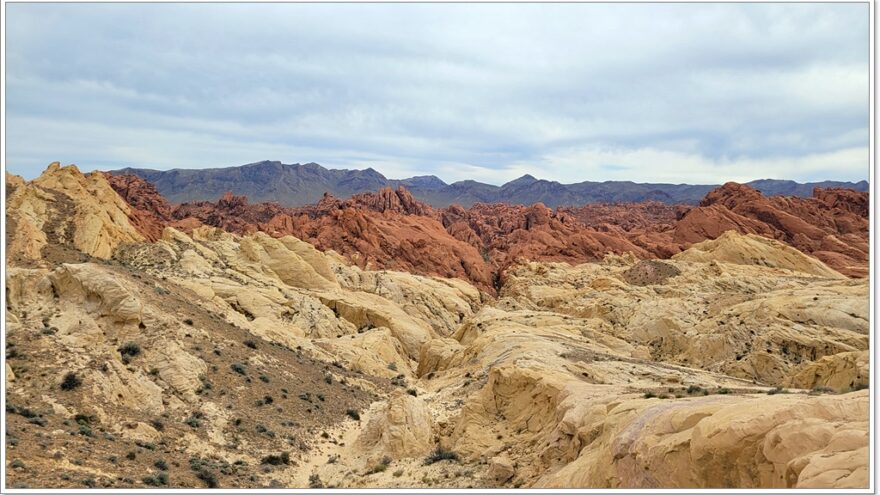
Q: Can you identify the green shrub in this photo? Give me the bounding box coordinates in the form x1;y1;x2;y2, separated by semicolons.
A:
60;372;82;391
686;385;704;395
143;472;168;486
260;452;290;466
118;342;141;357
308;474;323;488
195;469;217;488
424;447;458;465
185;412;204;428
78;424;93;437
366;455;392;474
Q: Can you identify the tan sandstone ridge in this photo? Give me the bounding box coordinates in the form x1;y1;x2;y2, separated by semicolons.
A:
3;163;870;489
7;163;145;262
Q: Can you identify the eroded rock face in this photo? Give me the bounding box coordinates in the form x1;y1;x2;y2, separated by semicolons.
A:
536;390;868;489
355;393;434;463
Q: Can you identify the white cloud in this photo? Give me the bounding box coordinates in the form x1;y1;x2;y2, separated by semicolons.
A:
4;3;870;183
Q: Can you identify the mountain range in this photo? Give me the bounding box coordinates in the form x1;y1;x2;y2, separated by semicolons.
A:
111;160;869;207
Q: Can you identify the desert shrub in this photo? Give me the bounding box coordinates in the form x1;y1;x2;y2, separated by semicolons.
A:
643;391;656;399
685;385;704;395
259;374;270;383
424;447;458;465
767;387;788;395
231;363;247;375
406;388;418;397
183;318;193;326
27;417;47;427
243;339;258;349
126;452;137;460
308;474;323;488
118;342;141;357
260;452;290;466
345;409;360;420
154;459;168;471
393;469;404;477
11;459;24;469
60;372;82;391
142;472;168;486
716;388;731;395
185;412;204;428
195;469;217;488
366;455;392;474
810;386;835;394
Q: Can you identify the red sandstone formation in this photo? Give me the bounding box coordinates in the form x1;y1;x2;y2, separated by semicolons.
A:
108;174;869;292
105;173;174;241
674;182;868;277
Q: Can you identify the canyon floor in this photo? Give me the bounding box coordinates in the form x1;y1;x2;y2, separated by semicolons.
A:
3;164;870;489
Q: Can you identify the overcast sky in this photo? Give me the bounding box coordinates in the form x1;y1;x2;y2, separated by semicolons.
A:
5;3;870;183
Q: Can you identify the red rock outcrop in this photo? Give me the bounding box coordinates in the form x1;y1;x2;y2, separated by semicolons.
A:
674;183;868;277
108;174;869;292
105;173;174;241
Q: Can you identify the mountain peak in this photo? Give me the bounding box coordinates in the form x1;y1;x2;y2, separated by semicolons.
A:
504;174;539;187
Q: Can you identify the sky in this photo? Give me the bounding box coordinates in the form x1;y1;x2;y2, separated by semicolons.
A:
5;3;871;184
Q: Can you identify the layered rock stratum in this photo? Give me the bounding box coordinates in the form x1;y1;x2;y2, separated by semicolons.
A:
4;163;870;489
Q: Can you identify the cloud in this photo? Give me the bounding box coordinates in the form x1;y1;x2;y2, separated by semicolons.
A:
5;3;870;183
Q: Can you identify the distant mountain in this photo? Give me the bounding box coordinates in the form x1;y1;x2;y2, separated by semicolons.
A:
111;160;869;207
